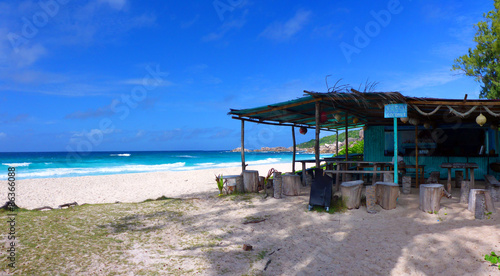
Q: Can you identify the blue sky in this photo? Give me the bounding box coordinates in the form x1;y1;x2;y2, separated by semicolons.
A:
0;0;494;152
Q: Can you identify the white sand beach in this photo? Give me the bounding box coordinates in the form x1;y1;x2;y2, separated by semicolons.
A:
5;163;500;275
12;163;296;210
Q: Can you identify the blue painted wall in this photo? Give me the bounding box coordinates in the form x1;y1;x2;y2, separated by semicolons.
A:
364;125;500;180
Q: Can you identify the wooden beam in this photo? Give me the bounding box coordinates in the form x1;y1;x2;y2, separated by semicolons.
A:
407;100;500;106
241;97;322;117
231;116;334;131
241;120;246;172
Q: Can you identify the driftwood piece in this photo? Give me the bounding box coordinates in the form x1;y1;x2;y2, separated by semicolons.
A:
242;170;259;193
340;180;363;209
419;184;451;213
484;174;500;202
468;189;495;214
402;176;412;194
273;172;282;199
427;171;440;184
242;219;266;225
455;170;463;189
366;185;377;214
59;202;78;209
34;206;53;211
282;174;301;196
460;181;471;204
375;182;400;210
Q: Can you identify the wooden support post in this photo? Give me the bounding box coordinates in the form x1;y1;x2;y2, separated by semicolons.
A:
345;113;349;161
292;126;296;173
336;129;339;156
241;120;246;172
315;102;320;168
415;125;419;187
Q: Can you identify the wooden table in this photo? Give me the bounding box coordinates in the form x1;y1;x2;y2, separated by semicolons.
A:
440;162;478;192
295;159;326;185
324;161;394;191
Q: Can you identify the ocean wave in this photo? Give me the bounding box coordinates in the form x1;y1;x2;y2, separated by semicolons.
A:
110;153;131;157
190;158;283;171
175;155;197;158
2;162;31;167
0;162;187;180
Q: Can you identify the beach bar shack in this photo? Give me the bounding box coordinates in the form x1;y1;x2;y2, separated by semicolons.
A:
229;89;500;187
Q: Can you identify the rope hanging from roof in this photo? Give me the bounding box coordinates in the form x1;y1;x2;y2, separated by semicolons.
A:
446;105;478;118
483;106;500;117
411;104;442;116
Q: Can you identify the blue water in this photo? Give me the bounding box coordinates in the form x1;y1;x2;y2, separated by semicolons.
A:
0;151;329;180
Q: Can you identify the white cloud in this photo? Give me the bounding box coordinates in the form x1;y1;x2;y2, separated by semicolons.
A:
121;78;173;87
260;10;311;41
385;68;462;93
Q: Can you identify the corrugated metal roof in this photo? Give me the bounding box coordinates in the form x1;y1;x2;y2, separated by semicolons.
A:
229;90;500;130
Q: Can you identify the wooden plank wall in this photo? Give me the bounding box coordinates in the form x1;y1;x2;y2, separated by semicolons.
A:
364;126;500;181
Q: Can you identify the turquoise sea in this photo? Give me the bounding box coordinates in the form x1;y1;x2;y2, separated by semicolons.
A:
0;151;329;180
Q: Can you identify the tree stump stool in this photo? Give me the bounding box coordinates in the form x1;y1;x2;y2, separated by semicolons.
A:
365;185;377;214
282;174;301;196
258;176;265;191
455;170;463;189
340;180;364;209
419;184;451;213
426;171;440;184
273;172;282;199
474;194;485;220
383;173;394;183
402;176;412;194
224;175;242;194
484;175;500;202
242;170;259;193
374;182;400;210
460;181;470;204
468;189;495;214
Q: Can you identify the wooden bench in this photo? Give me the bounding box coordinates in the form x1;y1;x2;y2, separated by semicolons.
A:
484;175;500;202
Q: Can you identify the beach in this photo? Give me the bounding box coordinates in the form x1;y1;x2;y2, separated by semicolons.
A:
11;163;296;210
3;163;500;275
